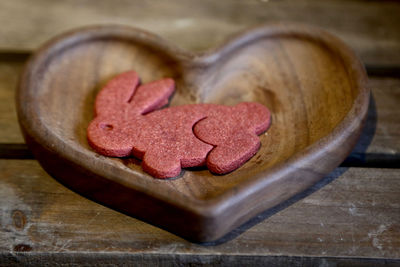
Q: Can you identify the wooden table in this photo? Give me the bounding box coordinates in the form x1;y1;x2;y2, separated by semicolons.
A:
1;0;399;265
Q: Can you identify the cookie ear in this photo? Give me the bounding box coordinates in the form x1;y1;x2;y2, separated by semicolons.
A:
129;78;175;115
94;71;140;117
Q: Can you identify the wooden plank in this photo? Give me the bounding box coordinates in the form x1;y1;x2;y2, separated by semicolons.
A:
0;0;399;65
0;58;24;143
2;254;400;267
0;160;399;265
346;77;400;166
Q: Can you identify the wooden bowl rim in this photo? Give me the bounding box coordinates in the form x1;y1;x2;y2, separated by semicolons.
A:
16;23;369;217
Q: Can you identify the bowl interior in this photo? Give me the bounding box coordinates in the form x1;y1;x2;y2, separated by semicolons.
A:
34;32;356;200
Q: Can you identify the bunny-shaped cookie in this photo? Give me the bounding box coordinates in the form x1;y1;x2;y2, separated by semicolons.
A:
87;71;271;178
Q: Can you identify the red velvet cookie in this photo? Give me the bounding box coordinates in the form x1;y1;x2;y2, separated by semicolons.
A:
194;102;270;174
87;71;271;178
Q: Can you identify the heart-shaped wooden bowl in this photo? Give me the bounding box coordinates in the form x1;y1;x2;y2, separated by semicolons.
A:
17;23;369;242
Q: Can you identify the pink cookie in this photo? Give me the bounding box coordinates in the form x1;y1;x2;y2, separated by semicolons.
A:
87;71;271;178
194;103;270;174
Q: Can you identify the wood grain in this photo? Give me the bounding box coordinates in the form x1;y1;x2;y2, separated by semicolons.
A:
16;24;369;241
0;160;399;264
0;0;399;66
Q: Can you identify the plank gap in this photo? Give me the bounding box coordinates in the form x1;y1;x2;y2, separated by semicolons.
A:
341;153;400;168
0;51;30;62
365;65;400;78
0;143;33;159
1;143;399;169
